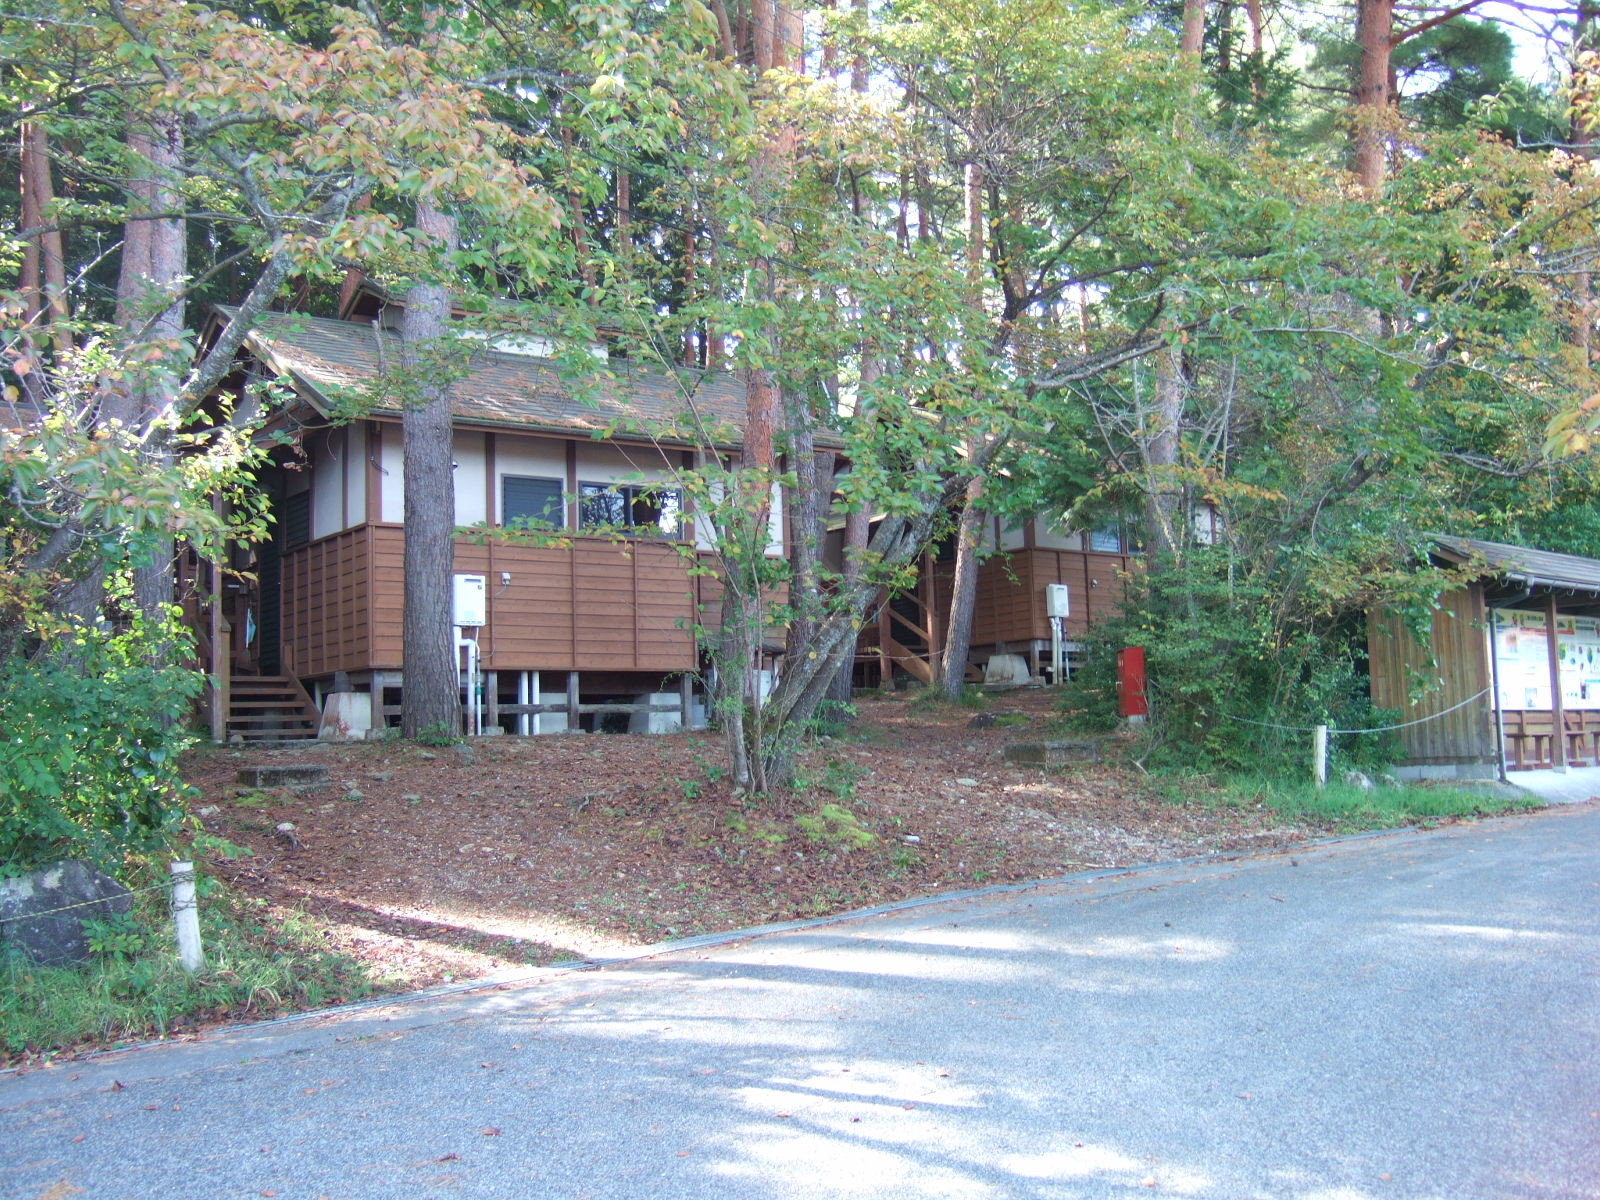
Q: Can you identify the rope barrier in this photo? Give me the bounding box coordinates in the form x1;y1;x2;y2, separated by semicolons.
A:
1223;688;1492;736
0;879;176;926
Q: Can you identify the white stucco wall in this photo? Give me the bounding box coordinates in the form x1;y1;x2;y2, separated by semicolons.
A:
310;428;345;539
574;442;676;485
345;423;366;526
494;434;568;525
379;423;402;521
1034;516;1083;551
999;517;1029;551
453;431;487;525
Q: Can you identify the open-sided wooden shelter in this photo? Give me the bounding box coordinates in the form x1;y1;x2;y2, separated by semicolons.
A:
1368;535;1600;778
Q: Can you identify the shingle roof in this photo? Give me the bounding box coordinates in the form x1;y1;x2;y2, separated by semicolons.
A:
237;310;752;447
1433;535;1600;595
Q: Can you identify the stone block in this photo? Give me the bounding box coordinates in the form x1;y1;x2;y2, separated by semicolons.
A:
1003;739;1103;767
236;764;331;789
984;654;1032;686
317;692;373;741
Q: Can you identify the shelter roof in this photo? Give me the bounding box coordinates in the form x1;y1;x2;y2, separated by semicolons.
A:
229;309;754;449
1433;535;1600;598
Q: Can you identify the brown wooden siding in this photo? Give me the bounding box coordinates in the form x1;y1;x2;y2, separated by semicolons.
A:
281;524;701;676
932;548;1138;647
1367;584;1495;766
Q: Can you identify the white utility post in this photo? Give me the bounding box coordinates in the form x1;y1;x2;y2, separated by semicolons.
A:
1313;724;1329;788
170;860;203;972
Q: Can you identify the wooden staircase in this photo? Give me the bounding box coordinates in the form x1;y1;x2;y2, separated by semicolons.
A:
227;675;321;743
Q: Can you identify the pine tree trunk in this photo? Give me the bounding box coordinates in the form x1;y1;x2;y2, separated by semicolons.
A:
1353;0;1395;194
1180;0;1206;60
110;117;187;627
400;200;463;740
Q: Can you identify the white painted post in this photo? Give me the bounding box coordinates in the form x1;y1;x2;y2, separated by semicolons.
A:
1313;724;1329;789
170;860;203;972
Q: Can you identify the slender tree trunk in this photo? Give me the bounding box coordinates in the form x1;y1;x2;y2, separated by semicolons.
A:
400;200;463;739
938;477;985;698
19;122;71;354
939;155;989;699
825;352;880;709
1145;332;1186;557
851;0;869;92
784;418;835;665
718;0;801;789
1140;20;1204;569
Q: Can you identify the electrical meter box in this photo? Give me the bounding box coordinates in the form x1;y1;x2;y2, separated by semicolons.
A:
1045;583;1070;618
453;574;487;627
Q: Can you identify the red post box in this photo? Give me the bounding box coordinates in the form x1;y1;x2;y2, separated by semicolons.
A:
1116;646;1147;718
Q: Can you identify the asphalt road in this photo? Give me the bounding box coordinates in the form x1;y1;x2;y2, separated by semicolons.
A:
4;804;1598;1200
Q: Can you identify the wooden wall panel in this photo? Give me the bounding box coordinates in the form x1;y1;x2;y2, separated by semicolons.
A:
281;526;375;677
946;548;1136;646
1367;585;1494;767
281;526;700;678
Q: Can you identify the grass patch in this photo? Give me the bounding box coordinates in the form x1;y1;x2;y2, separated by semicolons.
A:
1172;774;1540;829
1;868;390;1067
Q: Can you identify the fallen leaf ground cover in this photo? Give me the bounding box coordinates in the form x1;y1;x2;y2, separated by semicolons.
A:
183;690;1312;989
5;689;1532;1066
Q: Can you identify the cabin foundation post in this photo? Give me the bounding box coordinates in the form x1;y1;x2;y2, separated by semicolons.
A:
679;672;694;728
367;672;383;731
484;670;499;732
567;670;580;730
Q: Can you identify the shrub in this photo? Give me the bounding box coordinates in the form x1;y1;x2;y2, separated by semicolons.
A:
0;611;201;871
1059;550;1401;774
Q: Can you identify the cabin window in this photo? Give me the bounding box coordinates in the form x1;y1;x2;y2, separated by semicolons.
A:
1088;523;1123;553
579;482;682;537
502;475;565;529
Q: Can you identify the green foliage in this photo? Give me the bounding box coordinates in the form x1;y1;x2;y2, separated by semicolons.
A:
1184;774;1538;830
410;723;461;748
0;872;384;1062
805;700;858;739
0;610;201;871
1059;550;1403;774
81;910;150;961
794;802;875;850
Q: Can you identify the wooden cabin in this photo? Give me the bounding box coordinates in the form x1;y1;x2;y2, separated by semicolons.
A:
193;308;786;741
850;513;1141;688
1368;535;1600;778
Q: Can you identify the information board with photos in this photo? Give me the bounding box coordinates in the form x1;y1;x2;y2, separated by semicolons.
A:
1493;610;1600;710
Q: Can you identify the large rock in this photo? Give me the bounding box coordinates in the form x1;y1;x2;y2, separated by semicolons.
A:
0;861;133;966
